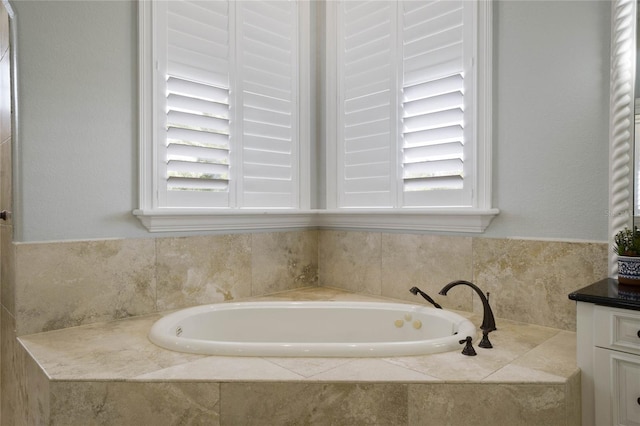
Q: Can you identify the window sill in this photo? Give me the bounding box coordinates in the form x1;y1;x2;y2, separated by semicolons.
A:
133;208;499;233
317;208;500;233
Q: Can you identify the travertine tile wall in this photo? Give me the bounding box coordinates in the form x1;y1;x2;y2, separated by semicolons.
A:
319;231;608;331
43;377;581;425
4;230;608;338
319;232;474;312
473;238;608;330
9;231;319;336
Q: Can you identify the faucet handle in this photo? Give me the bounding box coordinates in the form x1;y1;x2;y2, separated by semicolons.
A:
459;336;477;356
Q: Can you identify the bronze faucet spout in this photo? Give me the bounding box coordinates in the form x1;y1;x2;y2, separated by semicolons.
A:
439;280;497;348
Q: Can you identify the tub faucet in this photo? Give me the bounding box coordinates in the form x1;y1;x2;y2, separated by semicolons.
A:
409;287;442;309
439;280;497;348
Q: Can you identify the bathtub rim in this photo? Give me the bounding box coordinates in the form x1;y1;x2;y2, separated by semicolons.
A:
148;300;478;357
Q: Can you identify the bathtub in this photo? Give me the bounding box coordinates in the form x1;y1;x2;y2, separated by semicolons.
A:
149;301;477;357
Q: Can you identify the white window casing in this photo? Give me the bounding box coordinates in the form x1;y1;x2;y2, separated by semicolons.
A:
135;0;497;233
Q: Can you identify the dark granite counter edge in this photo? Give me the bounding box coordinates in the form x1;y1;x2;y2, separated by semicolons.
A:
568;278;640;311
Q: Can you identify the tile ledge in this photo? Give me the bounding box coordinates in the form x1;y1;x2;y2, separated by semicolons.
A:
18;288;577;385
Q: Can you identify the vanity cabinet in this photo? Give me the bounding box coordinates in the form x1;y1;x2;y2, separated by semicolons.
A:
592;306;640;425
571;279;640;426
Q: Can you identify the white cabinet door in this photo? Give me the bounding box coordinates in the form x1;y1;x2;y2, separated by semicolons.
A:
594;306;640;356
595;347;640;426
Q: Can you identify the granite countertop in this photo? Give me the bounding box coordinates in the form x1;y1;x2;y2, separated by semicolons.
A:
568;278;640;311
19;287;578;385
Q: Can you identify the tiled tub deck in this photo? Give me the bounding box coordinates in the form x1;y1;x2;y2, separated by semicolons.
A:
17;288;580;425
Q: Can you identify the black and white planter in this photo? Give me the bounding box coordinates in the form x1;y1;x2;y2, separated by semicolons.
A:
617;255;640;285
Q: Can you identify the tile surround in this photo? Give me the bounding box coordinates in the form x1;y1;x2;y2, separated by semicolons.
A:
318;230;382;294
221;382;409;425
15;287;581;425
381;233;473;311
7;232;608;337
473;238;608;330
14;238;157;335
12;231;319;336
1;230;606;423
156;234;252;311
407;380;579;426
49;382;220;425
251;230;318;294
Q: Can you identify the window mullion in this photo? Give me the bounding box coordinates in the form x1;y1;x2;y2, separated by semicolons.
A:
229;0;240;208
394;0;404;208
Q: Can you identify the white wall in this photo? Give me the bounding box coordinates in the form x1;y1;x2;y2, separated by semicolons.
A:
12;0;611;242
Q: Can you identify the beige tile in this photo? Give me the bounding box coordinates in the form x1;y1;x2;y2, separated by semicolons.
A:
1;230;14;315
382;233;473;311
1;306;17;423
486;331;578;383
484;363;572;384
386;317;561;382
1;307;50;425
408;383;569;426
251;230;318;295
19;314;203;381
22;344;50;425
15;238;156;335
245;286;390;302
50;381;220;425
565;370;582;426
307;358;439;382
156;234;251;311
473;238;608;330
265;356;353;378
221;382;407;425
136;355;304;382
318;230;382;294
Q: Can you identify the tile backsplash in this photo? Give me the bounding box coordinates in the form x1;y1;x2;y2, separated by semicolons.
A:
5;231;607;336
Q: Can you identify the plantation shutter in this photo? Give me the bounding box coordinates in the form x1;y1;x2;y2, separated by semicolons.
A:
155;0;301;209
160;0;231;208
336;0;397;208
237;1;300;208
333;0;473;209
401;0;472;207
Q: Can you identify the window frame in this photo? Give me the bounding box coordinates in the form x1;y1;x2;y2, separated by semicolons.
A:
325;0;494;211
135;0;315;232
135;0;498;233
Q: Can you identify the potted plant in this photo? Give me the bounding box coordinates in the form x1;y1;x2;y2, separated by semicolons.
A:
614;227;640;285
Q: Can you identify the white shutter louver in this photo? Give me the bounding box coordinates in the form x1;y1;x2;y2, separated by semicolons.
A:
337;0;396;207
163;0;231;207
401;0;469;206
166;77;230;192
237;1;299;208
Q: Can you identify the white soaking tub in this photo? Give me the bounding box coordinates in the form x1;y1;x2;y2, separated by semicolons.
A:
149;302;476;357
148;301;477;357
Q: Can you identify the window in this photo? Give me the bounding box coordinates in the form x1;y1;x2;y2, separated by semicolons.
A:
326;0;492;212
136;0;313;231
136;0;497;233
